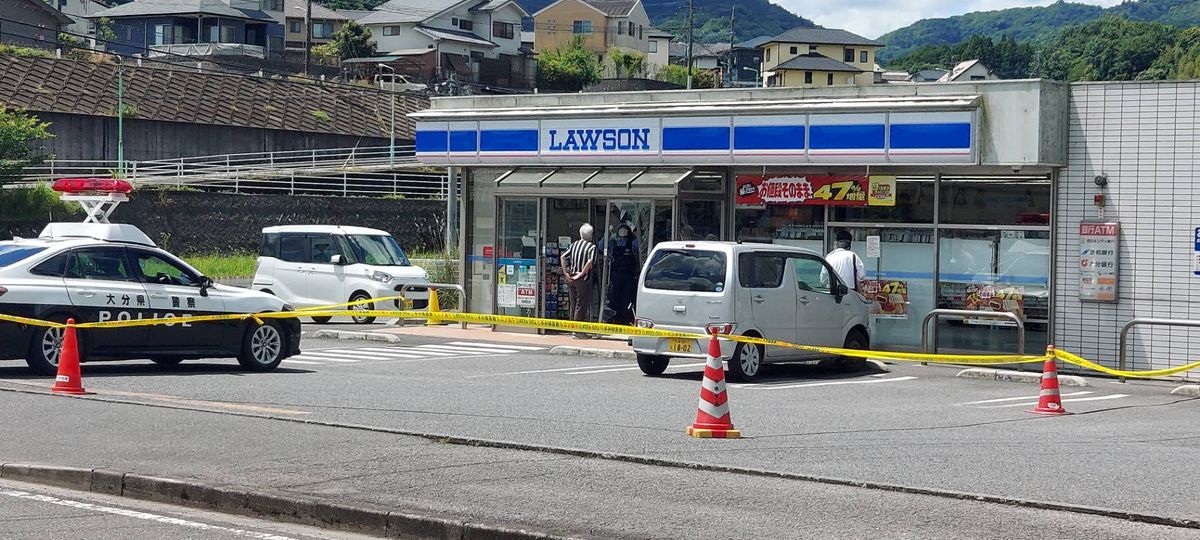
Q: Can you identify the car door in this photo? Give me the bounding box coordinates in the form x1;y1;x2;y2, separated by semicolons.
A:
128;248;227;352
791;254;847;348
62;247;149;353
739;252;797;358
305;233;347;307
273;234;312;306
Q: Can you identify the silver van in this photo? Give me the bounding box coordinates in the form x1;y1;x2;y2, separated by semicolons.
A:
632;241;872;381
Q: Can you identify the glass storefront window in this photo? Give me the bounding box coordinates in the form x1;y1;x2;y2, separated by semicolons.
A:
466;169;501;315
831;177;934;223
939;177;1051;225
833;226;935;349
496;199;539;319
735;205;824;253
680;199;723;240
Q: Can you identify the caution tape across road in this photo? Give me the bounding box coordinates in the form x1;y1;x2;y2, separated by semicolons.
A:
2;308;1199;379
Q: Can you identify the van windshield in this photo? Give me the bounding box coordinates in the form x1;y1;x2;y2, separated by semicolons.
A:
643;249;727;292
344;235;410;266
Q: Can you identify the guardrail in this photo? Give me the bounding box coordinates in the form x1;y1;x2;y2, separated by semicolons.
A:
1118;318;1200;382
398;283;466;329
921;309;1026;367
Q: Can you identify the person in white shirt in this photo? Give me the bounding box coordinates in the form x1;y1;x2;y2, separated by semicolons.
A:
826;238;865;292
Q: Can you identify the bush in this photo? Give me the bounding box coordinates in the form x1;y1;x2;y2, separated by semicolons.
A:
0;184;79;222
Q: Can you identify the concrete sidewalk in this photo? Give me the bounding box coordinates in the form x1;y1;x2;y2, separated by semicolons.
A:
376;323;635;353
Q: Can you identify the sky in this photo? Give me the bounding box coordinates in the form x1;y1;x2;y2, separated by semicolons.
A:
778;0;1126;39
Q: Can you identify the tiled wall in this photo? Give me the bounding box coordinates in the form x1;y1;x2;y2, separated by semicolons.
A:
1057;81;1199;378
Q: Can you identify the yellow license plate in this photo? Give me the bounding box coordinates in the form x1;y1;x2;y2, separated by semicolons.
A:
402;299;414;309
667;338;694;353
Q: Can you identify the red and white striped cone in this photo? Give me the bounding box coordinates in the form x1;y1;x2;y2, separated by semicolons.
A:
686;332;742;439
51;319;92;395
1028;345;1070;416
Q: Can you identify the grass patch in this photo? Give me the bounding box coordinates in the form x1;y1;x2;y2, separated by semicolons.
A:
183;253;257;278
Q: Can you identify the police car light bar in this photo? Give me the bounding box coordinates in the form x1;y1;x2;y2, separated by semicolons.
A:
52;178;134;194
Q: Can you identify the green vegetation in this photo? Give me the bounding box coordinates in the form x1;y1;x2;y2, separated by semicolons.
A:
886;35;1037;78
325;21;377;60
0;44;52;58
0;108;53;179
309;109;331;121
608;48;646;78
654;64;717;88
0;184;79;222
182;253;257;278
879;0;1200;62
537;36;602;92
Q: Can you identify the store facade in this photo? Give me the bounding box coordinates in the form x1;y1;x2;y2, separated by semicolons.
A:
412;80;1068;353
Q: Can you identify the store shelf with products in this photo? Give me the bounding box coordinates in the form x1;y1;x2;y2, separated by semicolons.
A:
543;243;571;320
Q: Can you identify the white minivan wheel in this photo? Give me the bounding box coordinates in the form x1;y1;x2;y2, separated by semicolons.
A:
727;342;763;382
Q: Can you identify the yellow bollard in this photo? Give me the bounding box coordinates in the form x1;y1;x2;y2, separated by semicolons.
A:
425;288;444;326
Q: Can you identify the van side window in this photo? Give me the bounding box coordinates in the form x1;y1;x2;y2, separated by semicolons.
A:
278;235;308;263
738;253;786;288
792;255;833;294
308;234;339;264
260;233;279;257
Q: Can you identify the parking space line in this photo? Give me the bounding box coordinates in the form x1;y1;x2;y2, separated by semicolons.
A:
481;363;632;377
415;344;535;355
731;376;918;390
964;391;1092;405
980;394;1130;408
566;362;707;375
395;348;461;357
447;341;546;351
307;350;414;360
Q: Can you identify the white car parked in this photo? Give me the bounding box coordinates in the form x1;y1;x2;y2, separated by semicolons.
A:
631;241;872;381
252;225;430;323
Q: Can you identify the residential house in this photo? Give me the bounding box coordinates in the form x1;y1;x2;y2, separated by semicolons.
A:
0;0;73;50
759;27;882;88
645;26;669;71
936;59;997;82
533;0;650;58
48;0;112;39
724;35;768;87
276;0;351;52
89;0;285;59
357;0;533;88
668;42;725;70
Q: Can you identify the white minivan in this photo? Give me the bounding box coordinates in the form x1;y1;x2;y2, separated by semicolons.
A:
252;225;430;323
632;241;872;381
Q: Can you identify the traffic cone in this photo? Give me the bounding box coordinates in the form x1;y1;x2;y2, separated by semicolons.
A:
51;319;91;395
424;288;444;326
1028;345;1069;416
687;332;741;438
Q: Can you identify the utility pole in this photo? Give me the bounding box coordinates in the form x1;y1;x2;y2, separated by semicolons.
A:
728;7;735;87
303;0;312;76
116;56;124;178
685;0;693;89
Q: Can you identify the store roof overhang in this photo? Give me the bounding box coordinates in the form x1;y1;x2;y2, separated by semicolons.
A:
495;167;693;197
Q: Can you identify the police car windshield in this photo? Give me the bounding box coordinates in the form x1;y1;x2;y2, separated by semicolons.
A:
0;245;47;269
345;235;410;266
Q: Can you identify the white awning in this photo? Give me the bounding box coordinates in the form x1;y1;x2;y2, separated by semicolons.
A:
496;167;693;196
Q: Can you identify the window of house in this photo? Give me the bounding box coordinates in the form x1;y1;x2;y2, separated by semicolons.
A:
804;71;812;84
809;44;817;51
843;48;854;62
789;46;797;54
459;19;473;31
153;23;169;45
493;21;514;39
312;22;334;38
638;25;642;39
628;22;635;36
383;26;400;36
765;48;770;62
261;0;283;10
289;21;301;33
470;50;484;61
970;75;985;80
618;21;625;34
860;50;868;63
648;39;657;53
573;20;592;34
827;73;833;85
452;17;458;26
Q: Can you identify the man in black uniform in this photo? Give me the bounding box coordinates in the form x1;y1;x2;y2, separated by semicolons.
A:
605;222;640;325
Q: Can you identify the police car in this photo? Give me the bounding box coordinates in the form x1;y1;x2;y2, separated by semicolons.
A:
0;223;301;375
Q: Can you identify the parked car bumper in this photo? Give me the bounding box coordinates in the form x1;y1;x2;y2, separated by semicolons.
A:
632;325;737;359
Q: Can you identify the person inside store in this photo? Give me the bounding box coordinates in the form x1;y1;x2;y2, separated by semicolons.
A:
826;231;866;292
561;223;598;338
606;222;640;325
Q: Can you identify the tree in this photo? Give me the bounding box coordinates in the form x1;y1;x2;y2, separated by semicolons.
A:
654;64;716;88
608;47;646;78
0;108;53;180
537;36;602;91
327;21;376;60
96;17;116;43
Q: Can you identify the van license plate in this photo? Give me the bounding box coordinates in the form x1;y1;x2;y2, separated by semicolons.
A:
667;338;694;353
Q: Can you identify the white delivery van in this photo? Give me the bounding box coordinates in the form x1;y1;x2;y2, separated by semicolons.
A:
252;225;430;323
631;241;872;381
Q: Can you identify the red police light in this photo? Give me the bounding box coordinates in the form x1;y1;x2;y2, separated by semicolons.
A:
52;178;133;194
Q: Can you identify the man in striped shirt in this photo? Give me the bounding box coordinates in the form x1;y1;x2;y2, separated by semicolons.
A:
560;223;598;338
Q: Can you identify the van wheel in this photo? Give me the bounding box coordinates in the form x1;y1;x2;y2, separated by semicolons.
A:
838;330;870;372
636;354;669;376
727;342;763;382
237;320;285;372
310;316;332;324
349;293;376;324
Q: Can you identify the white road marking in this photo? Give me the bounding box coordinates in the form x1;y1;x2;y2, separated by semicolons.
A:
731;376;918;390
414;344;533;355
964;391;1093;405
447;341;546;351
281;359;322;365
566;362;708;375
980;394;1131;408
0;490;296;540
483;363;631;376
397;348;462;357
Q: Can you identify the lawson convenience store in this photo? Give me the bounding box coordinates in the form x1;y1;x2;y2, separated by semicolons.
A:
412;79;1069;354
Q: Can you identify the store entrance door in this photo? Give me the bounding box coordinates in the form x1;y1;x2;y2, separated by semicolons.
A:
542;198;602;325
598;200;658;324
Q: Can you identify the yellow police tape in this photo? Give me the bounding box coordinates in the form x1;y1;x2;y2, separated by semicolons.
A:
3;308;1200;378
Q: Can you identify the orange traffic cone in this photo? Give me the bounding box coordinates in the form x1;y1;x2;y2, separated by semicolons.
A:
687;332;741;438
425;288;444;326
1028;345;1068;416
51;319;91;395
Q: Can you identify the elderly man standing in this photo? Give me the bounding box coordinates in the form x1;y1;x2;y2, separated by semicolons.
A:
560;223;598;339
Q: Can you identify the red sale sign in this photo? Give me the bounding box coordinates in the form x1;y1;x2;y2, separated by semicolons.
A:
736;175;876;206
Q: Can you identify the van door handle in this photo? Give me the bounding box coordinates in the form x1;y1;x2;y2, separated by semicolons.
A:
672;305;686;314
74;289;97;298
752;295;766;303
797;296;811;305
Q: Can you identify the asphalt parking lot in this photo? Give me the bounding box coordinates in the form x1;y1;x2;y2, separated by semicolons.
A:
1;329;1198;537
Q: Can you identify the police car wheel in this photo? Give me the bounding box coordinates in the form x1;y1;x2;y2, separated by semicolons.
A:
310;316;332;324
349;293;376;324
237;320;285;371
25;321;82;376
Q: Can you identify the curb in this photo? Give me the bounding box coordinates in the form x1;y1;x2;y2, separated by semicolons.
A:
548;346;636;360
0;463;587;540
956;367;1089;387
309;329;402;343
1170;385;1200;397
